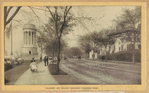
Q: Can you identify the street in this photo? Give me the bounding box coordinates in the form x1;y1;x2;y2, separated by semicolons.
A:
60;58;141;84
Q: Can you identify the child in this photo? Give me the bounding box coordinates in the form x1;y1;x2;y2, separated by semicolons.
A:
30;58;37;71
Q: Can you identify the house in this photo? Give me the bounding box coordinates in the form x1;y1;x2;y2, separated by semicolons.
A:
89;50;97;59
99;29;141;55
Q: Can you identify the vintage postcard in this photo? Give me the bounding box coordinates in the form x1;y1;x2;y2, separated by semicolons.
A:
0;1;147;93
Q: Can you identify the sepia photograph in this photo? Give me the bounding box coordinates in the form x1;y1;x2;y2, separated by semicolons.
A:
2;2;146;91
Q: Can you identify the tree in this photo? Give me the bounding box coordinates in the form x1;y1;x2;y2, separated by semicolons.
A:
79;31;99;58
4;6;22;29
69;47;82;58
84;44;91;57
30;6;92;72
4;6;22;56
45;6;74;71
79;34;91;57
113;6;141;63
44;38;67;58
95;30;111;61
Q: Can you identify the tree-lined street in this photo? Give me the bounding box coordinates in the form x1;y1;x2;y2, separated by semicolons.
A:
60;59;141;84
4;5;142;85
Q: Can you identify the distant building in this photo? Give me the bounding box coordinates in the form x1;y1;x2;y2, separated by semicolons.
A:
22;23;38;59
89;50;97;59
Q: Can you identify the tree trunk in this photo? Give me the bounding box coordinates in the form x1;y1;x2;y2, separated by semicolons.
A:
132;32;136;63
132;43;135;63
52;44;54;59
132;52;135;63
105;45;107;62
57;37;61;72
4;7;7;29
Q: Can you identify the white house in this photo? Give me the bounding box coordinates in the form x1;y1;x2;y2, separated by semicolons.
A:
89;50;97;59
99;29;141;55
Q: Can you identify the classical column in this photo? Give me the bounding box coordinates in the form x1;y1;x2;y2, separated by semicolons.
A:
25;32;26;45
25;32;27;45
31;31;33;45
28;31;30;45
33;32;35;45
23;32;25;45
29;31;30;45
26;31;28;45
34;32;35;45
30;31;31;45
24;32;26;45
34;32;36;46
32;32;33;45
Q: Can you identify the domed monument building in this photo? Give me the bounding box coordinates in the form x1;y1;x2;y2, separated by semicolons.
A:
22;23;38;59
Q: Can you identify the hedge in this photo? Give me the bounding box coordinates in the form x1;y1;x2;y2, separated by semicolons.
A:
48;64;58;75
98;50;141;62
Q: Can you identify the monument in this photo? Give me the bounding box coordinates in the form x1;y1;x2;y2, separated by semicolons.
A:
22;23;38;59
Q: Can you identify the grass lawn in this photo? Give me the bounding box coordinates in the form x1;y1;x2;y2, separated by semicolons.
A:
5;60;40;85
50;68;85;85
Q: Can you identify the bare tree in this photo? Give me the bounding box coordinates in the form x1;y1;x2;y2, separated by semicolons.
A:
45;6;74;71
4;6;22;29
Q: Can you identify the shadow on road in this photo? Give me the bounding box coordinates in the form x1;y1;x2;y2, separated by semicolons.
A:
53;69;68;75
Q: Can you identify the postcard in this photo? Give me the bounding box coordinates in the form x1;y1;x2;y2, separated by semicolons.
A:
0;1;147;93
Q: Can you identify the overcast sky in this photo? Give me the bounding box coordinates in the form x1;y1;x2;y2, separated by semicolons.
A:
5;6;136;56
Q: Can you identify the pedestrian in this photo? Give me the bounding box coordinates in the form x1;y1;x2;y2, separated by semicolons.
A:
40;56;42;62
31;57;35;63
44;56;47;66
46;56;49;66
30;58;37;72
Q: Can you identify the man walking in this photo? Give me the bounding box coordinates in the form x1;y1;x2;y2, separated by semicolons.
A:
31;57;35;62
44;56;47;66
46;56;49;66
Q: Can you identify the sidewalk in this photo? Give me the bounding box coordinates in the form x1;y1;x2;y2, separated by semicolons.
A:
14;61;59;85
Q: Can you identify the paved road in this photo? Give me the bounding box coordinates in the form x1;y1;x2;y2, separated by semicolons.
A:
60;58;141;84
14;61;59;85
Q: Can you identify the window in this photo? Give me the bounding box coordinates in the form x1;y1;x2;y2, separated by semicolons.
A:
119;47;121;51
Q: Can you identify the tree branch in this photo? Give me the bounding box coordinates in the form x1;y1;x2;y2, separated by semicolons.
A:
5;6;21;26
60;6;72;35
28;6;41;21
46;6;55;21
6;6;13;16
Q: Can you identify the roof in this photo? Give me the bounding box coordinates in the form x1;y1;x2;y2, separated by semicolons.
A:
23;23;36;30
120;37;132;42
109;39;116;45
108;37;132;45
108;28;140;36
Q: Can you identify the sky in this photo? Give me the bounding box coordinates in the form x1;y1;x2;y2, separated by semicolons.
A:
4;6;136;56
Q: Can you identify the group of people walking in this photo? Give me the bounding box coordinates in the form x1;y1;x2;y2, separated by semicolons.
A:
44;56;49;66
